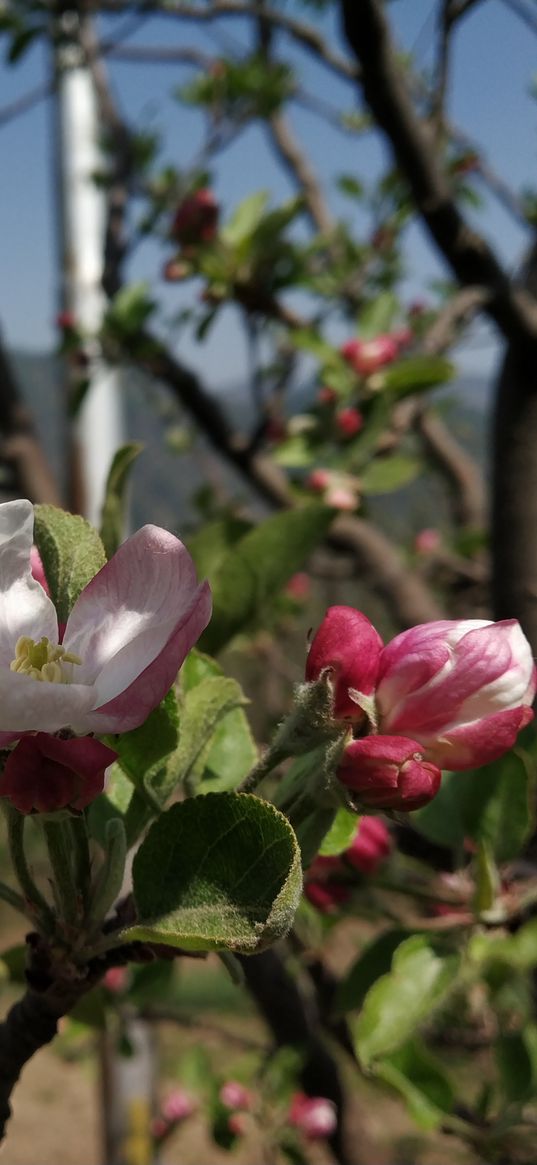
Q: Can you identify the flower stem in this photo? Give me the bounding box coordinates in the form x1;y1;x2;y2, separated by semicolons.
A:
0;879;31;919
2;804;55;932
239;746;286;794
42;819;78;928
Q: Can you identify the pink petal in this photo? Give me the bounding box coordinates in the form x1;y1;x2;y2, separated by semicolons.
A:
63;525;211;712
422;705;534;770
81;579;212;733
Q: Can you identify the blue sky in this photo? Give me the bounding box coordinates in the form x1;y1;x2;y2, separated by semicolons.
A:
1;0;535;389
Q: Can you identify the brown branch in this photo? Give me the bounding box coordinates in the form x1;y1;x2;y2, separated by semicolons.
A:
267;112;335;234
340;0;537;343
417;408;487;528
0;82;52;129
421;286;488;353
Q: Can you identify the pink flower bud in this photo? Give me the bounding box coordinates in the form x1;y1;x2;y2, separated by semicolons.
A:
376;619;536;770
337;736;442;811
345;816;392;874
318;386;338;406
171;189;219;245
161;1089;195;1123
219;1081;252;1111
305;606;383;721
162;258;190;282
228;1113;248;1137
336;407;364;438
324;486;357;511
103;967;130;995
0;733;117;814
307;468;331;492
414;528;441;555
289;1093;337;1140
56;311;76;331
304;875;351;913
341;336;399;377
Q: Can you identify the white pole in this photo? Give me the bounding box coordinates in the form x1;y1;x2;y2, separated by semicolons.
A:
54;11;125;527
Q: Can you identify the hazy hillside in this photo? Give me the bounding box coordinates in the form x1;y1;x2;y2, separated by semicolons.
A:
10;350;491;538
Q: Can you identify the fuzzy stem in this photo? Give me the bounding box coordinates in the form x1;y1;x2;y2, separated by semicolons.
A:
3;805;55;931
42;819;78;927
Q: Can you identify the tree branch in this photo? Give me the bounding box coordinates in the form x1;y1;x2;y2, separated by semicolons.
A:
267;111;335;234
340;0;537;343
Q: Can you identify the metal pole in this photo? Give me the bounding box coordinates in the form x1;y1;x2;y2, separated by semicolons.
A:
53;9;125;525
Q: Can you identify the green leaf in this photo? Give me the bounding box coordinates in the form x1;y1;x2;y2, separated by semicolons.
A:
469;918;537;972
111;689;180;806
358;292;398;340
221;191;269;248
318;808;358;857
353;935;460;1067
105;282;155;337
413;771;467;848
496;1031;536;1104
123;793;302;953
379;356;454;397
100;443;143;558
187;518;251;582
461;750;532;863
376;1039;454;1131
273;434;315;468
336;174;364;200
334;929;409;1015
33;504;107;623
173;675;249;794
360;454;423;495
87;765;152;850
473;839;500;915
200;504;334;654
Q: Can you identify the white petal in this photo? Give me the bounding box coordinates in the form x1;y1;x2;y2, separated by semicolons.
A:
0;500;58;667
63;524;203;705
0;669;97;734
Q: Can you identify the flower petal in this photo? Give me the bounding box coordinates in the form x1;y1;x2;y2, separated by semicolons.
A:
422;705;534;770
82;579;212;733
0;669;96;734
63;525;211;711
0;500;58;667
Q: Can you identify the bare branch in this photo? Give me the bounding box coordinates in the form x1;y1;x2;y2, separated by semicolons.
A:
501;0;537;35
417;408;487;528
267;111;335;234
0;82;52;129
340;0;537;343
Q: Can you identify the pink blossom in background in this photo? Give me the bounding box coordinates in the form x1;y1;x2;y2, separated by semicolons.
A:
305;817;391;912
161;1090;196;1123
0;732;116;814
0;499;211;744
227;1113;248;1137
285;573;310;602
341;335;399;377
103;967;131;995
171;188;219;245
289;1093;337;1140
336;407;364;439
307;468;331;492
219;1081;252;1111
306;605;383;721
318;386;338;405
414;528;441;555
337;735;442;811
345;816;392;874
324;485;357;511
376;619;535;770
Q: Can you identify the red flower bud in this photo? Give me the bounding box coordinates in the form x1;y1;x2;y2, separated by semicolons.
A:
56;311;76;331
0;733;117;814
285;572;310;601
289;1093;337;1140
345;815;392;873
414;527;441;555
341;336;398;377
307;468;331;492
171;189;219;245
336;407;363;438
305;606;383;721
337;735;442;811
318;386;338;406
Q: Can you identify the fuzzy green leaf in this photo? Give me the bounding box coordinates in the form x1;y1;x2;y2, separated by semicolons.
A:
33;504;106;623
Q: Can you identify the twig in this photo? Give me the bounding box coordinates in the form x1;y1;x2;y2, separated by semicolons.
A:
340;0;537;343
267;112;335;234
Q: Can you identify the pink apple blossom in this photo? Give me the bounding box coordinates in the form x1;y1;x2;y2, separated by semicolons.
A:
219;1081;252;1111
345;815;392;873
161;1090;196;1123
0;732;116;813
337;735;442;811
336;407;364;438
304;817;391;912
0;500;211;743
341;335;399;377
306;606;383;722
414;528;441;555
289;1093;337;1140
376;619;535;770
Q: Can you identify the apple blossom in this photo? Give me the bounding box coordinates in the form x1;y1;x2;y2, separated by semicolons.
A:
304;817;391;912
171;188;219;245
219;1081;252;1111
414;528;441;555
0;500;211;742
336;407;364;438
341;335;399;377
345;815;392;873
0;732;116;814
337;736;442;811
289;1093;337;1140
376;619;536;770
305;605;383;721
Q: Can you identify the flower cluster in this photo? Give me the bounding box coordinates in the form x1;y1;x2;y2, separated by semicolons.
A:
0;500;211;814
305;816;391;912
306;605;535;812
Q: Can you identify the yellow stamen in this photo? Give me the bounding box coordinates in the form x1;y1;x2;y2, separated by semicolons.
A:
9;636;82;685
